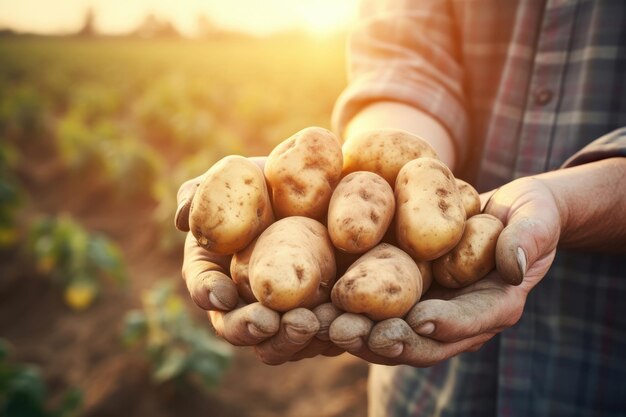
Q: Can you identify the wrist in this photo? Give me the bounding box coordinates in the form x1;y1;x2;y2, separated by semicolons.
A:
344;102;457;171
534;175;569;245
534;157;626;250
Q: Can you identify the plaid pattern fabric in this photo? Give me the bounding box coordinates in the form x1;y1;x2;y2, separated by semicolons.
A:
333;1;626;416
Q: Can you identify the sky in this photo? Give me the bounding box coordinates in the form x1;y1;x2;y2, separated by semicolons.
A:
0;0;360;36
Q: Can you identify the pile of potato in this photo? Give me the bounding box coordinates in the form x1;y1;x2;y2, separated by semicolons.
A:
188;127;504;337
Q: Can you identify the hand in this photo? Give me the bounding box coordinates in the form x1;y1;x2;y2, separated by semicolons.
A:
329;176;562;366
176;159;341;365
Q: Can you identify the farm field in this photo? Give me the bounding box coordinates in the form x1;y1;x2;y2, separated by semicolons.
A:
0;34;368;417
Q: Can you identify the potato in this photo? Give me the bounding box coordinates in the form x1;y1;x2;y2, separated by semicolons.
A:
230;238;258;304
342;128;438;187
455;178;481;218
189;155;274;256
249;216;336;312
264;127;342;220
327;171;395;254
395;158;466;261
433;214;504;288
416;261;433;294
331;243;423;321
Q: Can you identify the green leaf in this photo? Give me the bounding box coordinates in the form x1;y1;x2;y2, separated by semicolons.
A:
53;388;83;417
153;349;187;383
121;311;148;346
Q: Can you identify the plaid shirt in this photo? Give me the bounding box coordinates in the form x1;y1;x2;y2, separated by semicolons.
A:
333;1;626;416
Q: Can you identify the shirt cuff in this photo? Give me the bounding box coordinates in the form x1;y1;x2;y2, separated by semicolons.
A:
561;127;626;168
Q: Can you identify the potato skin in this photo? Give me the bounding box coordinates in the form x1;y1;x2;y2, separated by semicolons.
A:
327;171;395;254
455;178;481;218
331;244;423;321
433;214;504;288
416;261;433;294
395;158;466;261
249;217;336;312
342;128;438;187
230;238;258;304
264;127;342;220
189;155;274;256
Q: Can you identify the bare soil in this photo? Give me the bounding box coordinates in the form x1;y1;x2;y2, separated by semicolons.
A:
0;143;369;417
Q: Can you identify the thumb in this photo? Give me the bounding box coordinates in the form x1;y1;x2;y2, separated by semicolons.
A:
175;175;205;232
485;179;561;286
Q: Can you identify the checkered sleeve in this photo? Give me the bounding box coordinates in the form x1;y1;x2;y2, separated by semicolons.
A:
562;127;626;168
331;0;469;161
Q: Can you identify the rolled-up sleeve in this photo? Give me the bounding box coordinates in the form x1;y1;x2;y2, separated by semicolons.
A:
332;0;469;160
561;127;626;168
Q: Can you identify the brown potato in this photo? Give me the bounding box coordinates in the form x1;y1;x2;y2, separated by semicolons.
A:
327;171;395;254
433;214;504;288
249;217;336;312
264;127;342;220
230;238;258;304
395;158;466;261
342;128;438;187
416;261;433;294
331;243;423;321
455;178;481;218
189;155;274;256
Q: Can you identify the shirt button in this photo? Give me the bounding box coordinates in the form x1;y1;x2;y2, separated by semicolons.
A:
534;88;554;106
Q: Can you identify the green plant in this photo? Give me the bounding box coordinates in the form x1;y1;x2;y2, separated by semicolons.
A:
28;215;127;311
56;113;164;201
0;85;48;142
0;339;82;417
122;282;232;388
0;142;23;249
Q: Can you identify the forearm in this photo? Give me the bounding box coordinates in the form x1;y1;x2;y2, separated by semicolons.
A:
344;101;457;171
539;157;626;251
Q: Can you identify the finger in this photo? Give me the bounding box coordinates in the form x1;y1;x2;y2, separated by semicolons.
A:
479;189;498;212
404;275;522;342
209;302;280;346
287;338;344;362
329;313;373;353
368;318;494;367
466;341;487;352
254;308;320;365
495;216;558;286
484;179;560;286
312;303;343;341
182;233;237;311
175;175;206;232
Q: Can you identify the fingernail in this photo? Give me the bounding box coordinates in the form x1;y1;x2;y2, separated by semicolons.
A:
416;322;435;335
335;337;364;353
285;326;310;344
516;247;527;277
174;199;189;230
247;323;267;338
208;292;228;311
383;343;403;358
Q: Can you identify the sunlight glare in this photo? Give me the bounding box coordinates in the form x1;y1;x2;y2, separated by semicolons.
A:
294;0;358;35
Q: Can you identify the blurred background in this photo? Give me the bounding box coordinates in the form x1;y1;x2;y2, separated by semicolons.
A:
0;1;368;416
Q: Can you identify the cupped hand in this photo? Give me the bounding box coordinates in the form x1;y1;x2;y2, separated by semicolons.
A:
329;176;562;366
176;157;340;364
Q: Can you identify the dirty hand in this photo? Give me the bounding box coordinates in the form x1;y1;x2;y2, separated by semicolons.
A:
329;176;561;366
175;158;342;365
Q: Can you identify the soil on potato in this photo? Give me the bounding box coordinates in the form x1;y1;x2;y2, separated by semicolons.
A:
0;146;368;417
